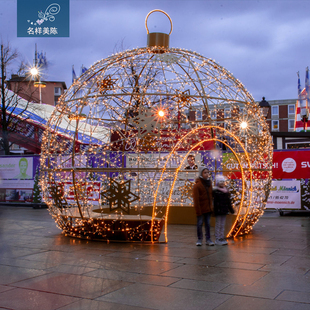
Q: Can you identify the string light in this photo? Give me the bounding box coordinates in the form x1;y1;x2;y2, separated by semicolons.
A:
40;18;272;243
240;121;248;129
158;110;165;117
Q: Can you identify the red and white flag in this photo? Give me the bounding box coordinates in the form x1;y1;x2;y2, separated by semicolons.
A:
295;70;310;131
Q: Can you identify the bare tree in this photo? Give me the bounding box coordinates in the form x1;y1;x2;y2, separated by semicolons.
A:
0;42;37;155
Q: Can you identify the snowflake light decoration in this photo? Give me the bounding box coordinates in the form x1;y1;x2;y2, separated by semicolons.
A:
101;179;140;214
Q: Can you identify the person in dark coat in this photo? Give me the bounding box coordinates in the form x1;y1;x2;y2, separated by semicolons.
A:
213;175;234;245
192;166;214;246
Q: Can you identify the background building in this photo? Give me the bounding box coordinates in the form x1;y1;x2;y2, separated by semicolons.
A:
266;99;310;149
187;98;310;150
2;75;66;154
266;99;296;132
7;74;66;106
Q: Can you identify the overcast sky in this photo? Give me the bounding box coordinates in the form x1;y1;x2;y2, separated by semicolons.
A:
1;0;310;102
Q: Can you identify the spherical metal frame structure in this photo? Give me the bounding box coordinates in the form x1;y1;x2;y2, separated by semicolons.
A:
40;15;273;243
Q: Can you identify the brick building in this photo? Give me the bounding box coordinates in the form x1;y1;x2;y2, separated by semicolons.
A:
187;98;310;150
7;74;67;106
266;99;296;132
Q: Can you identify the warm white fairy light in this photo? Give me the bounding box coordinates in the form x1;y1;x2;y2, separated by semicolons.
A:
40;42;272;242
240;121;248;129
158;110;165;117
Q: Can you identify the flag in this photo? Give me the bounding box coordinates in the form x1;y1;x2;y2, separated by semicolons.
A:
295;69;310;131
306;67;309;96
72;65;77;84
38;52;47;68
43;52;47;67
295;88;307;131
305;67;309;118
297;71;302;95
81;65;87;75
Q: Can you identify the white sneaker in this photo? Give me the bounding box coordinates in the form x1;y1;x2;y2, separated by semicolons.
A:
196;240;202;246
206;239;215;246
215;239;224;245
220;238;228;245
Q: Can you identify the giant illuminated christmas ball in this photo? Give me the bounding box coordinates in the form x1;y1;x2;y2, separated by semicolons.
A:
40;10;273;242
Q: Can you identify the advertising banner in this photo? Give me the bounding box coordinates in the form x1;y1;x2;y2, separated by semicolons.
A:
54;181;101;205
61;182;101;202
272;150;310;179
266;180;301;209
126;152;202;170
222;153;270;179
0;157;36;189
111;128;214;152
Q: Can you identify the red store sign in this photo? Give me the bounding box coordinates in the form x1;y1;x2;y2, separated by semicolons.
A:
272;150;310;179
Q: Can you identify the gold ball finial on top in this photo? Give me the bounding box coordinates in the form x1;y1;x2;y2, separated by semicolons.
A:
145;9;173;50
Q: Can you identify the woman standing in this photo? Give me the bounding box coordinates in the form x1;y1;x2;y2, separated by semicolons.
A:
193;166;214;246
213;175;234;245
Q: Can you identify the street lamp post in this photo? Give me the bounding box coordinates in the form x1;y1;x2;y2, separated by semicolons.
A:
30;67;46;104
259;97;271;118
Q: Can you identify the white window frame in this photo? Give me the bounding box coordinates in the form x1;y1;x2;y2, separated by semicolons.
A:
288;104;295;116
196;110;202;120
224;108;231;119
271;105;279;116
210;110;217;119
288;119;295;130
272;120;279;131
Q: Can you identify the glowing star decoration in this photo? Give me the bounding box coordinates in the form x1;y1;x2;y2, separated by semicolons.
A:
97;75;118;94
174;89;197;108
101;179;140;214
128;106;162;139
178;179;194;201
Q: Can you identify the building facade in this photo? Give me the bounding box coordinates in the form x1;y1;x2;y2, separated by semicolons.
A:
7;74;67;106
2;75;67;154
187;98;310;150
266;99;296;133
266;99;310;149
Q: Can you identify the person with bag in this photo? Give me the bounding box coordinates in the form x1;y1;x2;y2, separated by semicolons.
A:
213;175;234;245
192;166;214;246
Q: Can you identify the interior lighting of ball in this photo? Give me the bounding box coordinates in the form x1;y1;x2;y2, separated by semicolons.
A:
158;110;165;117
240;121;248;129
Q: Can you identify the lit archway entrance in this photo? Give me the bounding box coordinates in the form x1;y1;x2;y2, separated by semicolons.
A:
152;125;269;243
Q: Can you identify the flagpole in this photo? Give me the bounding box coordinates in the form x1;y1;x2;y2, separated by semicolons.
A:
34;43;37;67
305;67;309;130
295;72;300;131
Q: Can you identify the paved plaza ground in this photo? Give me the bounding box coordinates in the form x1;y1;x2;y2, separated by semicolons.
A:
0;205;309;310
